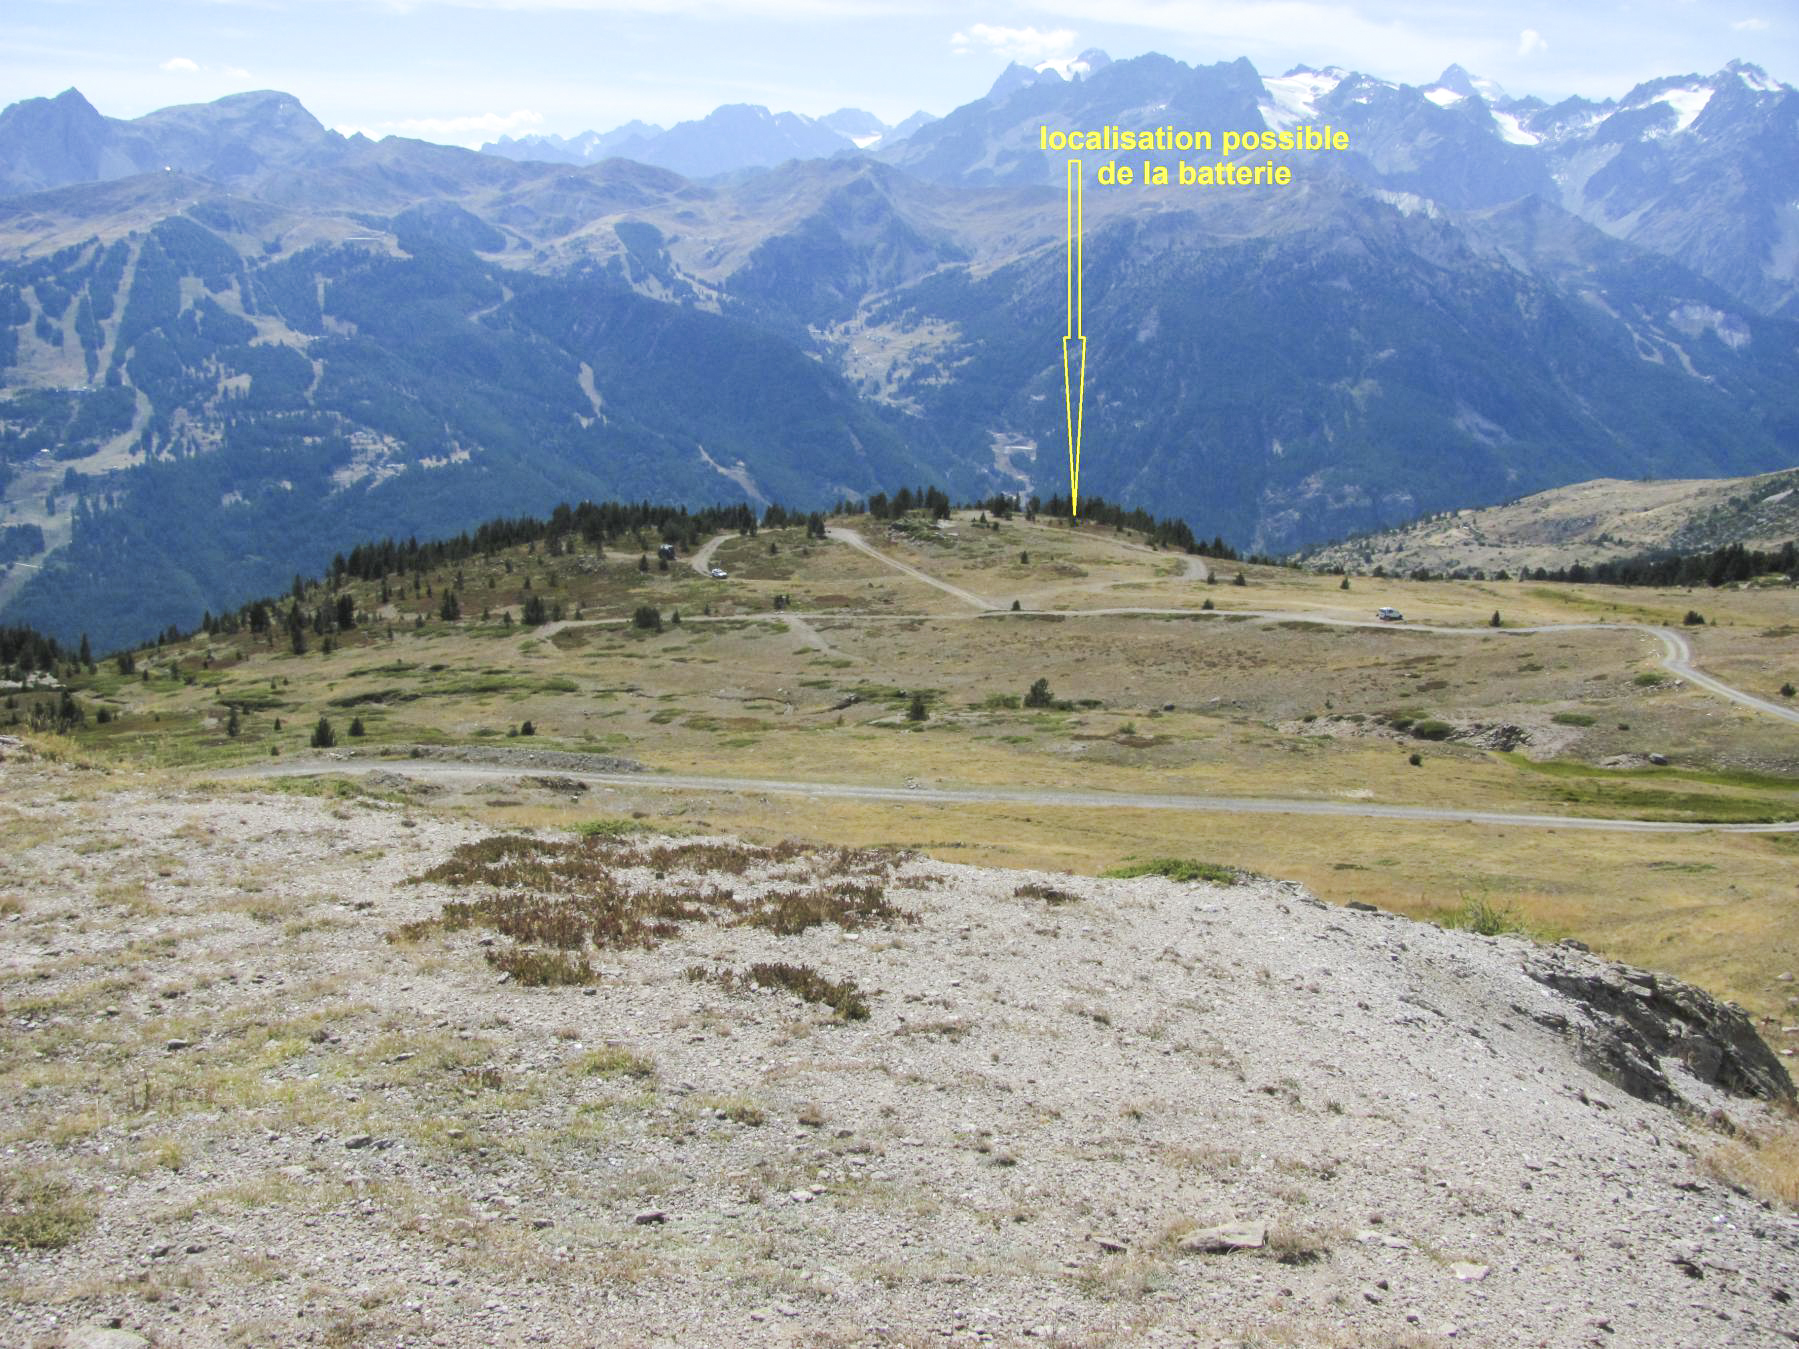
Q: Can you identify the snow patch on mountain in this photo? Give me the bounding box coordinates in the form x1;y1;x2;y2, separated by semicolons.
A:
1631;84;1714;135
1374;189;1440;219
1731;62;1784;95
1491;110;1541;146
1259;67;1345;130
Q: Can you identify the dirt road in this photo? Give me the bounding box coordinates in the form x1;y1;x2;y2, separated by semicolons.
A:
825;526;997;610
821;530;1798;728
234;756;1799;834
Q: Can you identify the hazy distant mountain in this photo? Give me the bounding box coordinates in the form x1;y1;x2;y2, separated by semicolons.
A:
483;121;663;166
0;87;336;196
884;52;1798;317
888;110;939;141
819;109;887;148
1;59;1795;648
483;105;939;176
887;52;1268;187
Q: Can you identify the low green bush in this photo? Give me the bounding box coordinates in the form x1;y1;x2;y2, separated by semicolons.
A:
1102;857;1243;885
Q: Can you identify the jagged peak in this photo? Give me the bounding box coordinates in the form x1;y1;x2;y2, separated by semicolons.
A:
1721;59;1786;94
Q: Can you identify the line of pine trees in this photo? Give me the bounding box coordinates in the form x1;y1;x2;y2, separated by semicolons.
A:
62;485;1238;662
1524;539;1796;588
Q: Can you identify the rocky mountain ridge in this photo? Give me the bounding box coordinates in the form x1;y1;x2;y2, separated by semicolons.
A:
1;55;1796;647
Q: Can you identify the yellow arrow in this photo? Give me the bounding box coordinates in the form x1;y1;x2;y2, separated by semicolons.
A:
1062;158;1085;515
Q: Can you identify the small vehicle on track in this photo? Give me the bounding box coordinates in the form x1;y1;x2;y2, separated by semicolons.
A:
709;567;729;579
1376;607;1404;621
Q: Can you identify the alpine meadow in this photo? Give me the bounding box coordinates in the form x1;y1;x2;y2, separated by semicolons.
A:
2;12;1798;1348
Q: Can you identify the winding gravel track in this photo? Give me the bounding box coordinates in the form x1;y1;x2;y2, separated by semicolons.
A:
826;526;997;610
687;533;730;577
389;532;1796;832
236;757;1799;835
823;529;1798;728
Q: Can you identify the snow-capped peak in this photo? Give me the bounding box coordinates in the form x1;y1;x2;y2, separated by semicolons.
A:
1035;47;1111;81
1726;60;1785;95
1260;66;1347;130
1435;64;1509;104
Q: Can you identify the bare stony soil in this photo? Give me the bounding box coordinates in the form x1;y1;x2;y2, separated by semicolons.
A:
3;752;1797;1349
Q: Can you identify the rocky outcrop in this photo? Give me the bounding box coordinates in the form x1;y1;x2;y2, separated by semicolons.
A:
1523;944;1794;1107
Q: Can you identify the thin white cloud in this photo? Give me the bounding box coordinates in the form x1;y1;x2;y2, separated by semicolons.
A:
1027;0;1471;81
372;0;906;14
950;23;1079;65
224;66;254;80
160;56;201;73
1517;28;1547;56
1732;18;1769;31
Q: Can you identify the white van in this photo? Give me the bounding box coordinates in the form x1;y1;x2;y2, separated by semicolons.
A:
1376;607;1404;622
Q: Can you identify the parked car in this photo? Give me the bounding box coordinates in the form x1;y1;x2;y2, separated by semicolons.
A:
1376;607;1404;621
709;567;729;579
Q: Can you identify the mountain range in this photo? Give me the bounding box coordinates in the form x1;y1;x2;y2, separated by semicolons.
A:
0;51;1795;649
481;106;939;178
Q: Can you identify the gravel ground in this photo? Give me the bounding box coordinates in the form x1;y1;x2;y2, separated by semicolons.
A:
2;753;1795;1349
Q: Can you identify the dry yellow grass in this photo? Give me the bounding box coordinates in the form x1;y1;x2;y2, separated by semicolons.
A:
28;507;1799;1027
1703;1105;1799;1209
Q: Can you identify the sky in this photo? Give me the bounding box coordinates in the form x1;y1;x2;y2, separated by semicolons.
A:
3;0;1792;146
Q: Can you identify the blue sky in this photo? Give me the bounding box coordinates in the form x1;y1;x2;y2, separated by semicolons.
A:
4;0;1791;145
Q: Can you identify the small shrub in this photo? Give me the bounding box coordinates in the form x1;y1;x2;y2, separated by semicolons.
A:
1102;858;1242;885
1683;610;1705;626
1489;611;1502;627
580;1046;655;1079
1408;751;1422;766
487;946;594;986
1781;683;1795;699
574;818;639;839
745;962;869;1020
0;1169;94;1250
1551;712;1595;727
632;605;662;632
1015;881;1078;905
1409;719;1453;740
348;716;366;737
1023;677;1054;708
520;720;536;736
708;1097;766;1126
1446;892;1524;936
1634;672;1666;687
1232;572;1247;587
1201;599;1215;610
310;715;336;749
906;691;927;722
